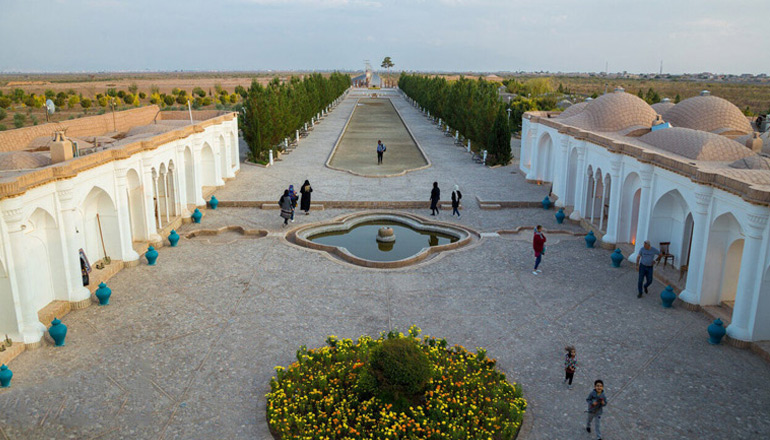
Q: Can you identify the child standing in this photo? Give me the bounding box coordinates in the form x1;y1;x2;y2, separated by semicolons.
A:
563;346;577;389
585;379;607;440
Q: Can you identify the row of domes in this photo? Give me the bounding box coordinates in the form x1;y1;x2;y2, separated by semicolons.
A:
557;90;753;136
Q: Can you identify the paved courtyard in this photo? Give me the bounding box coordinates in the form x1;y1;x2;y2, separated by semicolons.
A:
1;90;770;440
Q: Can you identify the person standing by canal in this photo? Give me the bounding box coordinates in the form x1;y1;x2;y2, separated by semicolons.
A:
377;140;386;165
451;185;462;218
300;180;313;215
430;182;440;216
533;225;546;275
635;240;661;298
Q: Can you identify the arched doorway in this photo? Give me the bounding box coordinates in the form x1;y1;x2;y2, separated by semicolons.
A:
589;168;604;226
167;160;178;217
565;147;578;206
219;135;228;178
701;213;744;305
27;208;64;310
201;143;217;187
537;133;553;182
184;146;196;207
126;168;145;241
649;189;691;266
82;187;121;264
584;165;594;221
619;173;641;244
230;132;238;167
681;213;694;269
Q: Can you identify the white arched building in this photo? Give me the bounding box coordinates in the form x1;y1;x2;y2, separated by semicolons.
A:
521;90;770;342
0;106;239;347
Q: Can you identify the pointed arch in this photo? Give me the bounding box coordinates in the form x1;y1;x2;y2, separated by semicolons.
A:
82;186;121;264
219;135;228;178
184;146;196;207
126;168;146;241
201;143;217;187
701;213;744;305
26;208;64;309
649;189;691;266
536;133;553;182
619;172;642;244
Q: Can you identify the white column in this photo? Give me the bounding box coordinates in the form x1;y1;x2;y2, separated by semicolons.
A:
113;167;141;262
589;177;599;223
191;145;206;206
153;171;162;229
569;142;587;220
629;165;654;261
601;161;623;244
727;210;769;341
53;181;90;303
679;189;713;304
175;145;191;217
142;166;162;241
2;205;46;345
163;173;170;223
554;136;570;208
0;217;24;341
525;125;540;181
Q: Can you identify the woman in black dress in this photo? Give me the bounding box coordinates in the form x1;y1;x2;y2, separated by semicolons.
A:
300;180;313;215
430;181;440;216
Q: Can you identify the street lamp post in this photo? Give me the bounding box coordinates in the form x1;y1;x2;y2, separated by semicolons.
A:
507;108;511;123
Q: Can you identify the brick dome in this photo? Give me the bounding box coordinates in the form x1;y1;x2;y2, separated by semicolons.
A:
651;101;675;115
560;91;657;132
640;127;754;162
556;101;589;119
662;95;753;135
0;151;51;170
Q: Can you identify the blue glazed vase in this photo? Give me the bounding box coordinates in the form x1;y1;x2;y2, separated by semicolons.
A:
146;246;159;266
168;230;180;247
0;364;12;388
661;285;676;308
708;318;726;345
585;231;597;248
192;208;202;224
209;196;219;210
48;318;67;347
542;196;552;210
95;282;112;306
555;208;565;224
611;248;624;267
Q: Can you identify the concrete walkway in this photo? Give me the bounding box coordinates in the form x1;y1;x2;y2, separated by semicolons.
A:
1;90;769;440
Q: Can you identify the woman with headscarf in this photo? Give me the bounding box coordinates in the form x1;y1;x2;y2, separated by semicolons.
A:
288;185;298;222
300;180;313;215
430;181;440;216
451;184;462;218
279;190;293;227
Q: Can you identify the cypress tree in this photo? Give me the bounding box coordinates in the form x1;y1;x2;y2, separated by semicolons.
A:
488;106;511;166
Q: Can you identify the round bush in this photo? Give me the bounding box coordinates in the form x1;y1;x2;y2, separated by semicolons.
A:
267;327;526;440
369;337;432;402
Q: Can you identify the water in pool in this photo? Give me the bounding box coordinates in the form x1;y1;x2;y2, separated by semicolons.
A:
308;220;458;262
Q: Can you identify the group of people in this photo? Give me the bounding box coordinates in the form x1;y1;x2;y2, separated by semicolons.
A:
429;182;462;217
278;180;313;226
563;346;607;440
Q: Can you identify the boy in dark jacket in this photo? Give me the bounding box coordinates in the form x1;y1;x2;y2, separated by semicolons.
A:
586;379;607;440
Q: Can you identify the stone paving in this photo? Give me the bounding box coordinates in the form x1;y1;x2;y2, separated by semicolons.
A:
1;91;770;440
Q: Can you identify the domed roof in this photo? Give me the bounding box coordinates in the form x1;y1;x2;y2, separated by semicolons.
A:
639;127;754;161
0;151;51;171
651;101;674;115
556;101;589;119
729;155;770;170
663;95;752;135
560;91;657;132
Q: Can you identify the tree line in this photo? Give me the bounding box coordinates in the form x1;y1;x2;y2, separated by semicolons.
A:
398;73;511;166
240;73;350;163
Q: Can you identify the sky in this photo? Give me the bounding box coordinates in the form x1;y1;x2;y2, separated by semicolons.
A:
0;0;766;74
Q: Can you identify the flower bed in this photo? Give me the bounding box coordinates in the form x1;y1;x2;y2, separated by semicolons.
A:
266;327;527;439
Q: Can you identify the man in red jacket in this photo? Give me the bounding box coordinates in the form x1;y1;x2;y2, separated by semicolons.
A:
533;225;546;275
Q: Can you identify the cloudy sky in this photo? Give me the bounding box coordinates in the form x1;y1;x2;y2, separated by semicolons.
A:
0;0;765;74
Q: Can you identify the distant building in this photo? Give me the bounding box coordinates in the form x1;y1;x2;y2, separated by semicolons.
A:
521;90;770;342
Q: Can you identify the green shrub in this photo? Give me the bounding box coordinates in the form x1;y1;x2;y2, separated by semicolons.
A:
0;124;6;131
368;337;432;405
30;115;38;125
44;90;55;99
202;97;212;106
138;92;146;99
193;87;206;98
234;85;247;97
117;90;125;98
128;83;138;94
229;94;238;104
176;94;188;105
98;96;108;107
0;108;6;121
106;88;117;97
163;95;175;106
67;95;80;109
172;87;181;95
123;94;134;104
13;113;26;128
0;97;11;109
80;98;92;110
193;97;204;109
150;84;160;94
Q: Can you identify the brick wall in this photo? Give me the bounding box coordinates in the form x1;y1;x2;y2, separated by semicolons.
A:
0;106;161;152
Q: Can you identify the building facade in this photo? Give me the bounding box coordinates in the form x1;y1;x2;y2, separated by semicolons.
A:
0;106;239;346
521;90;770;342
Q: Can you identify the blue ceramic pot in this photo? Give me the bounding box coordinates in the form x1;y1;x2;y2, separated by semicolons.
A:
0;364;12;388
661;285;676;308
146;246;159;266
168;230;180;247
585;231;596;248
611;248;624;267
48;318;67;347
209;196;219;210
542;196;552;210
192;208;202;224
555;208;565;224
95;282;112;306
708;318;726;345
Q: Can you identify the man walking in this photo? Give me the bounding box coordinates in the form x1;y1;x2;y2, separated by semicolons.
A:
376;140;386;165
635;240;661;298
